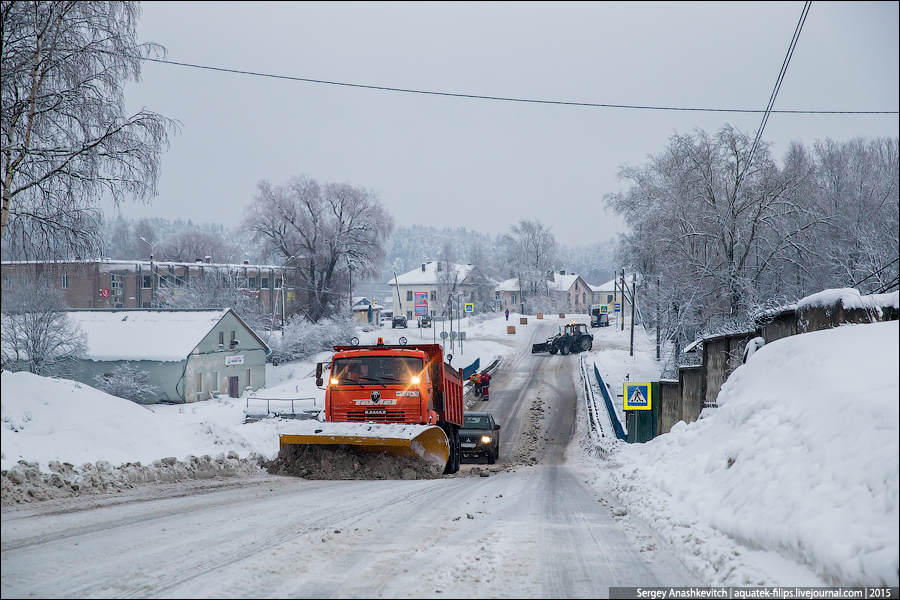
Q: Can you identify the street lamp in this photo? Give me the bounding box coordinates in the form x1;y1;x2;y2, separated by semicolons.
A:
140;237;155;307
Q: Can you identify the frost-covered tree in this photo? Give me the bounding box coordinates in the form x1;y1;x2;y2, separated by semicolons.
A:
93;362;159;404
1;278;86;375
156;230;239;263
163;270;271;339
242;176;394;322
500;219;557;308
1;1;176;259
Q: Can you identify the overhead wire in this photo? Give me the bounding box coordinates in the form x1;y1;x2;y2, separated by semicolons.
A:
141;55;896;116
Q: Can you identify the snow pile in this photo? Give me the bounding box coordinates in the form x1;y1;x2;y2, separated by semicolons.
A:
606;321;899;587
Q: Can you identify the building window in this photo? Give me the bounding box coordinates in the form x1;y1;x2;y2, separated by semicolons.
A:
3;275;10;289
142;275;151;289
61;274;68;289
511;294;517;304
219;331;224;346
249;277;257;287
195;372;203;398
607;294;613;303
406;291;413;302
430;291;436;300
261;277;269;288
160;275;171;287
142;302;152;308
275;278;282;289
212;371;219;394
246;369;252;390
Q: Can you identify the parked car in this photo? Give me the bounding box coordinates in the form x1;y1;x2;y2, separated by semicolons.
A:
460;411;501;464
391;315;408;329
590;313;609;327
417;315;432;328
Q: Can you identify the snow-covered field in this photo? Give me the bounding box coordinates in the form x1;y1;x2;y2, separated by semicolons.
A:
580;313;899;587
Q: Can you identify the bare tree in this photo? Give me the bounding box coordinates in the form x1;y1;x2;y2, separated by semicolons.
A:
93;362;158;404
1;277;86;375
156;230;239;263
242;176;394;322
500;219;557;310
1;1;177;259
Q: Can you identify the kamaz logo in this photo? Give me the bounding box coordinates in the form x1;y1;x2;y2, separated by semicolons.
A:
371;391;381;403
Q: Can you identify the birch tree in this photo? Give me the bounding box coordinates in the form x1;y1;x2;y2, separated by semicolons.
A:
1;1;176;258
500;218;557;309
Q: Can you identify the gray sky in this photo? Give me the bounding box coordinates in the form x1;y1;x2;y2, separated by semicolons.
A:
109;1;899;243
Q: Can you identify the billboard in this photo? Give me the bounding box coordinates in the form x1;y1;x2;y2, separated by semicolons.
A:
414;292;429;316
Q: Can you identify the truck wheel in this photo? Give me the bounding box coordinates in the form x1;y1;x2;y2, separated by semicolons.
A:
580;337;592;352
549;347;558;355
452;428;461;473
487;448;495;464
560;343;570;356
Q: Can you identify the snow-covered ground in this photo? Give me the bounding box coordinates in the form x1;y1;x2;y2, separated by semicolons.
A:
3;306;898;588
1;311;537;473
578;312;899;588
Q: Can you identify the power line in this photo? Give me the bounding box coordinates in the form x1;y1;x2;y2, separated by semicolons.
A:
141;57;897;115
744;1;812;178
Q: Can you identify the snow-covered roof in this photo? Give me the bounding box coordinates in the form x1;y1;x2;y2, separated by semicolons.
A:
388;262;477;286
495;277;521;292
591;278;617;292
547;272;582;292
68;309;235;362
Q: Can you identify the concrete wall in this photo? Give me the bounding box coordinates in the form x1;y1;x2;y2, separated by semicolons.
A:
703;333;755;408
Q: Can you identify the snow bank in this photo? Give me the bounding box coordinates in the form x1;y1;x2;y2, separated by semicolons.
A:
607;321;899;586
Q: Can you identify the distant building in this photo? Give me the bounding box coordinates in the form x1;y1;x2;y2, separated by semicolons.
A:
63;308;269;403
351;296;383;326
495;271;593;314
1;259;299;326
388;261;488;321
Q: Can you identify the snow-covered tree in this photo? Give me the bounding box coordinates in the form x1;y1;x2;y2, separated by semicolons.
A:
500;219;557;308
1;1;176;259
242;176;394;322
93;362;159;404
0;278;86;375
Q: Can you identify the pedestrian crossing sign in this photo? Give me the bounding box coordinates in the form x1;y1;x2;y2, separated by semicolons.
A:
624;382;652;410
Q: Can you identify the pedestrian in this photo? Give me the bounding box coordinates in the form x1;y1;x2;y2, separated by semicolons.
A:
480;371;491;401
505;308;509;321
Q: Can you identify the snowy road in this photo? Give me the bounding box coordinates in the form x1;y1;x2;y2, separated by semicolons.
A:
2;319;696;598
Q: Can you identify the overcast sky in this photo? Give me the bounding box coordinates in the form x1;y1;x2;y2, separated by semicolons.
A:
109;1;899;243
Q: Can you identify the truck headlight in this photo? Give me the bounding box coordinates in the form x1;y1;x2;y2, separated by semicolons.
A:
481;436;492;444
411;376;420;384
330;378;339;385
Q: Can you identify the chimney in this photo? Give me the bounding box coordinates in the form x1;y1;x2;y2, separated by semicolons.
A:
559;270;566;275
243;260;249;265
205;256;212;264
421;263;426;272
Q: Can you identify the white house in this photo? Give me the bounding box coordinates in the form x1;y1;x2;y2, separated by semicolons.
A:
64;308;270;403
388;261;486;321
351;296;383;326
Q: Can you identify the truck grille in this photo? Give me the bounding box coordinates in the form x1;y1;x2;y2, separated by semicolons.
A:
344;410;409;423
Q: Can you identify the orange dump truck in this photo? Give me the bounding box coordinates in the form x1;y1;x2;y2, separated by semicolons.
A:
279;339;464;474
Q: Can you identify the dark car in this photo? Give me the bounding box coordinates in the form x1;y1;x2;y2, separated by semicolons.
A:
391;315;408;329
460;411;500;464
417;315;432;328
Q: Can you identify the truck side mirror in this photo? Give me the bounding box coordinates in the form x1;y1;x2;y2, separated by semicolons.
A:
494;424;500;430
316;377;324;387
315;363;323;378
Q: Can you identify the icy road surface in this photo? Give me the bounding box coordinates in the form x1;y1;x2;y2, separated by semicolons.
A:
2;320;696;598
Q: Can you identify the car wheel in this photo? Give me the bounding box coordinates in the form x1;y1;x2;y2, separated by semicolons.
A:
487;448;495;464
549;347;558;355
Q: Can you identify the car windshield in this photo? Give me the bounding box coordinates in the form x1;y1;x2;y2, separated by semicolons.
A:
463;415;491;430
332;356;423;385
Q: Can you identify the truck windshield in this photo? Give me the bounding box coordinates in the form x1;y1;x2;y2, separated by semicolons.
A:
332;356;424;386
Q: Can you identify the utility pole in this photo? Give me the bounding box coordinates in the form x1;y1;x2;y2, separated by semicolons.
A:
621;269;626;331
630;274;636;357
656;276;660;361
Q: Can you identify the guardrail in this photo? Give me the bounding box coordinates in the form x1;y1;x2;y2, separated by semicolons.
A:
243;397;319;421
593;365;626;441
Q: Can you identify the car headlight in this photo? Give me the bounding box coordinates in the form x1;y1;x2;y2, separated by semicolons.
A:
481;436;492;444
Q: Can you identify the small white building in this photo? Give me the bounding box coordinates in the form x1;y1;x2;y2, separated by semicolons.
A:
351;296;383;326
389;261;485;320
65;308;270;403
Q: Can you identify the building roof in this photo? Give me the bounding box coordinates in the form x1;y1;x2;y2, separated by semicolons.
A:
388;261;478;286
547;272;583;292
66;308;267;362
495;277;521;292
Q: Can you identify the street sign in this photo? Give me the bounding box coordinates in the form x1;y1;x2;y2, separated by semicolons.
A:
440;331;448;339
450;331;458;339
600;305;609;314
614;303;621;313
464;303;474;313
624;382;652;410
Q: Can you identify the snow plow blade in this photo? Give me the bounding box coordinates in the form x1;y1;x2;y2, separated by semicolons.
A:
278;424;450;468
532;342;550;353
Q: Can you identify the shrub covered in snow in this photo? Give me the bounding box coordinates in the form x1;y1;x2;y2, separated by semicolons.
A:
93;363;159;404
267;315;358;365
